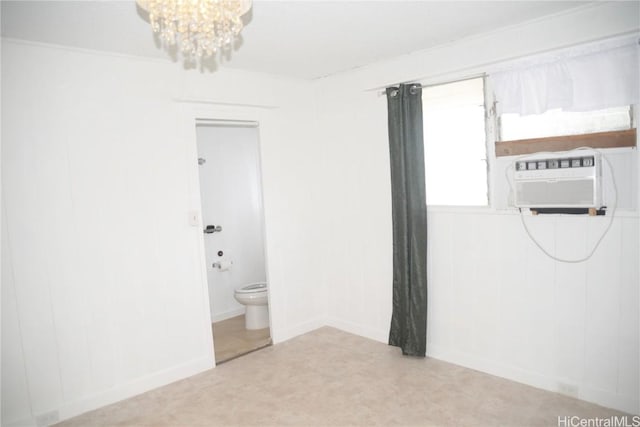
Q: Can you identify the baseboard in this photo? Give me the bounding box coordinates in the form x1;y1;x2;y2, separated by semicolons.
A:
4;416;36;427
325;317;388;344
17;356;215;427
427;344;639;415
211;308;245;323
280;320;639;414
272;317;325;344
427;344;557;390
8;321;636;427
580;385;640;415
304;322;638;415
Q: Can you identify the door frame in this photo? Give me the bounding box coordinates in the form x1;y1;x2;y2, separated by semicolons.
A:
179;103;274;367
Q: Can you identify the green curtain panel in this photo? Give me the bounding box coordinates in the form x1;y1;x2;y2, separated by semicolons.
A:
386;83;428;357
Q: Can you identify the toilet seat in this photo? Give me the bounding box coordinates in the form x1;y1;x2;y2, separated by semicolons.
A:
235;282;267;294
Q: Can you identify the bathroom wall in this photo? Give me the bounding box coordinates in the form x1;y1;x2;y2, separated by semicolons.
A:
313;2;640;414
196;125;267;322
1;40;325;426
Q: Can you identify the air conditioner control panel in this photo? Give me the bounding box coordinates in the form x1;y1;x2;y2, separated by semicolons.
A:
515;155;595;176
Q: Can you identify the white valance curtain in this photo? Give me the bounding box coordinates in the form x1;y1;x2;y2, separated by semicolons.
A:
492;42;639;116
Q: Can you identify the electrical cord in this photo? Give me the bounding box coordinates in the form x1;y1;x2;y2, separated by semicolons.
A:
506;147;618;263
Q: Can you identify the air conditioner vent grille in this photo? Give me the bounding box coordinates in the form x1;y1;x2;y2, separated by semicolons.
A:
516;179;596;207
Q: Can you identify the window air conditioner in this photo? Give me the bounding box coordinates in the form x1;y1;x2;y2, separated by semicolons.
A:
513;149;603;208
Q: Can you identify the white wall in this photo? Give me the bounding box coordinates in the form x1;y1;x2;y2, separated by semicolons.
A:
3;2;639;425
1;40;325;426
315;1;640;414
196;125;267;322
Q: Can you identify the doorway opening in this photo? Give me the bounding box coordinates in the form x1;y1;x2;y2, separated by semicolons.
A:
195;120;271;364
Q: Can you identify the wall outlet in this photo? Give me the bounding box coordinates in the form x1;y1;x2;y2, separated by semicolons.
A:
557;382;579;398
35;410;59;426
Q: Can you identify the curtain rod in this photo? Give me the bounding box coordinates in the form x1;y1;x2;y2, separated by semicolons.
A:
373;74;486;97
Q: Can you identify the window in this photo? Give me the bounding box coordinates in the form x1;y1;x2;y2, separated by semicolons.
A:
495;105;636;157
491;41;637;156
422;77;488;206
500;106;633;141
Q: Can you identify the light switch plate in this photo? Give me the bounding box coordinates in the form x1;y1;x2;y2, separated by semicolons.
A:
188;210;200;227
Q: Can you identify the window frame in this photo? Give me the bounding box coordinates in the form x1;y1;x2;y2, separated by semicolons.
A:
421;74;493;207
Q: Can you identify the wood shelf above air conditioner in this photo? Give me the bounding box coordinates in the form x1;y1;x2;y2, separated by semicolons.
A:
495;128;637;157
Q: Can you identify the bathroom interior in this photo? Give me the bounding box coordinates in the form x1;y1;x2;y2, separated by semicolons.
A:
196;121;271;363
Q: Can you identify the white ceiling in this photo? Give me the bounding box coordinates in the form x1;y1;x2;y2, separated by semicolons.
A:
1;0;595;79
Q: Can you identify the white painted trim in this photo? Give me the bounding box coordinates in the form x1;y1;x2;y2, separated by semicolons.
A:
8;356;214;427
426;344;639;415
325;318;388;344
427;344;557;391
4;417;35;427
211;308;245;323
0;38;312;83
580;386;640;416
175;98;279;110
312;324;639;414
178;104;218;369
0;37;172;64
272;318;325;345
178;103;282;349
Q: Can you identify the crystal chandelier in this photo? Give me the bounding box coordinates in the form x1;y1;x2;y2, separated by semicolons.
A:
136;0;252;58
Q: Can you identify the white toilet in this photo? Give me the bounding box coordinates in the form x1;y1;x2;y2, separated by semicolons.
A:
234;282;269;330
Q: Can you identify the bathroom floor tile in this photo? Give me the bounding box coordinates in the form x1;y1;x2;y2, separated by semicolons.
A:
212;315;271;363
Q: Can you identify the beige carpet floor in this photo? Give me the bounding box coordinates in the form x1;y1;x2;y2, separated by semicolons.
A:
56;327;629;427
212;315;271;364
